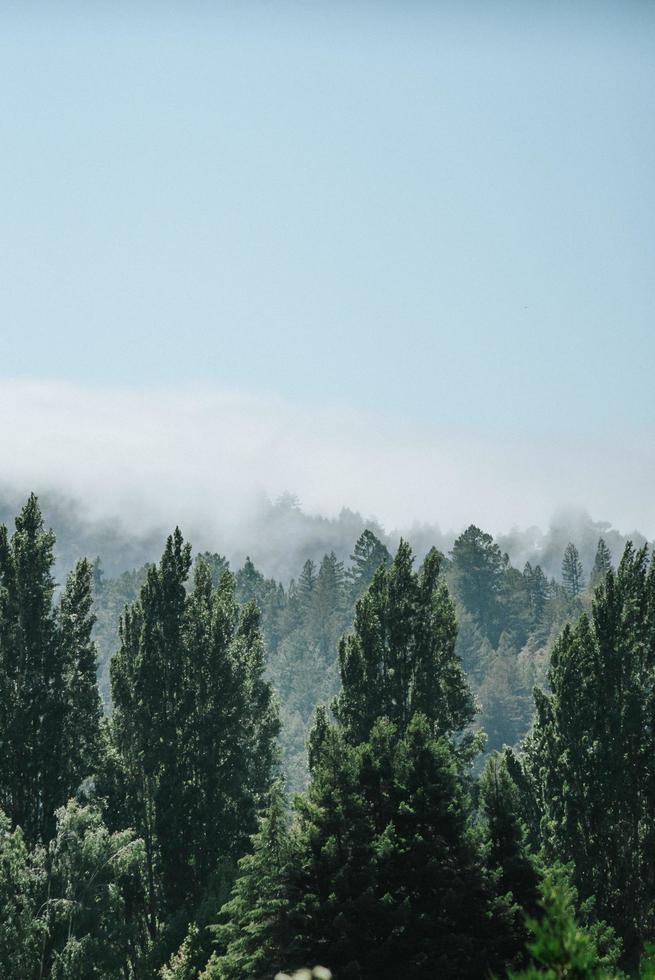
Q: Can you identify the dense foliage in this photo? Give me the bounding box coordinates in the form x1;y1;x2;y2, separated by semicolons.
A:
1;494;654;977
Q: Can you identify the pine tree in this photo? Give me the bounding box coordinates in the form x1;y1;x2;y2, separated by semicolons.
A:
479;751;539;966
0;496;102;844
59;559;102;804
202;782;297;980
508;868;615;980
590;538;612;590
285;714;507;980
561;542;584;597
108;533;279;923
347;530;391;600
335;541;475;749
216;540;511;980
450;525;509;644
523;543;655;969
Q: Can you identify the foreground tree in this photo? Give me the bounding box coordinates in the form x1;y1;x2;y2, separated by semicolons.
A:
206;542;516;979
108;532;279;926
508;868;620;980
201;781;297;980
0;496;102;844
524;543;655;969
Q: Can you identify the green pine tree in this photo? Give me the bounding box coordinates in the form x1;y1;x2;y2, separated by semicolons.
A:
201;781;297;980
523;542;655;970
561;542;584;598
108;533;279;926
589;538;612;590
0;496;102;844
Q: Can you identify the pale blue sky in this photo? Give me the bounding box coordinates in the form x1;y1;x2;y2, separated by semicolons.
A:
1;1;653;437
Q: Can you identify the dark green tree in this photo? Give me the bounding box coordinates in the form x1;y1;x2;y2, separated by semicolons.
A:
59;559;102;806
479;751;539;965
108;533;279;926
0;810;43;979
334;541;475;750
202;781;297;980
524;543;655;969
0;497;101;844
450;525;509;645
508;867;617;980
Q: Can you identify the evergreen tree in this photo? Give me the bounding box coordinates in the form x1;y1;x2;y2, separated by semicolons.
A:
561;542;584;597
334;541;475;750
0;810;43;979
479;751;539;964
108;533;279;924
508;868;615;980
40;801;150;980
590;538;612;590
524;543;655;969
523;563;550;623
285;714;507;980
0;497;102;844
202;782;297;980
59;559;102;805
346;530;391;600
450;525;509;645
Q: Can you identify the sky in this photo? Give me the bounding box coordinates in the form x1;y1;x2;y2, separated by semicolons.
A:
0;2;653;535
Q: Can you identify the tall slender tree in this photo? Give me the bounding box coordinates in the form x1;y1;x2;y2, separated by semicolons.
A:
561;542;584;597
0;496;102;844
524;543;655;969
109;533;279;924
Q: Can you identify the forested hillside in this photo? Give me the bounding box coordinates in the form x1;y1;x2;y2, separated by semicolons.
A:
1;494;654;978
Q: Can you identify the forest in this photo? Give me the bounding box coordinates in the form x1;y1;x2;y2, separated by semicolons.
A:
1;492;654;979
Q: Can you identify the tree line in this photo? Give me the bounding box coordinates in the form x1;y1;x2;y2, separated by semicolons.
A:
1;494;653;977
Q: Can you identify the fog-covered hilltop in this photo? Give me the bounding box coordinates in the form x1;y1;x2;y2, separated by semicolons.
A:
0;485;647;586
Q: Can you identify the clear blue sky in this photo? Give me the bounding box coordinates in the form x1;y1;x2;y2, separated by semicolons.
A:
1;1;653;436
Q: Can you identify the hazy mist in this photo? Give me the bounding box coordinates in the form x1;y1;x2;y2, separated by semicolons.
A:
0;379;651;581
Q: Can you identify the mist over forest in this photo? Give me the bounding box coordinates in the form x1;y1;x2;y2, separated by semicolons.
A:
0;484;646;586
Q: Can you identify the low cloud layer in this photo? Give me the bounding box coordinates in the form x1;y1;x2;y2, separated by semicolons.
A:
1;379;652;542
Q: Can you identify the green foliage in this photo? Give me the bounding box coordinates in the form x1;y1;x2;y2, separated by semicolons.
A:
108;532;280;923
561;542;584;598
508;867;617;979
0;810;43;979
589;539;613;590
524;543;655;969
202;781;296;980
0;801;149;980
0;496;102;844
335;541;475;751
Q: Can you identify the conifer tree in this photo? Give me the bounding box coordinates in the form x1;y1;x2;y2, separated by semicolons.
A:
59;559;102;806
109;533;279;923
0;497;102;844
479;751;539;964
561;542;584;597
334;541;475;750
450;525;509;644
524;543;655;969
216;541;513;980
202;782;297;980
347;529;391;600
590;538;612;590
508;868;616;980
